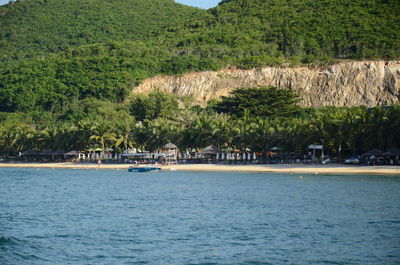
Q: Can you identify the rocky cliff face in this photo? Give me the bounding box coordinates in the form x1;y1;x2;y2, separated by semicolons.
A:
133;61;400;107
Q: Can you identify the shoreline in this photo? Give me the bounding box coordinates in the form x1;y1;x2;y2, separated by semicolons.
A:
1;162;400;175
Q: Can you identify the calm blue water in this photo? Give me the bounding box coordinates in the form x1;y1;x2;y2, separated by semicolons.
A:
1;168;399;265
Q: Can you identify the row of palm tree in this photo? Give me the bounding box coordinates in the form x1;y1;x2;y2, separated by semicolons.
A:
1;105;399;159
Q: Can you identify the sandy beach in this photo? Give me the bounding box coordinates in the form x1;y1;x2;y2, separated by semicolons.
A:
0;162;399;175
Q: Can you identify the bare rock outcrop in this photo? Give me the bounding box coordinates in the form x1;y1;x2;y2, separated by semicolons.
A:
133;61;400;107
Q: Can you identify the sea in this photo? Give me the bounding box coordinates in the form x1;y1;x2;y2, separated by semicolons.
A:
1;168;399;265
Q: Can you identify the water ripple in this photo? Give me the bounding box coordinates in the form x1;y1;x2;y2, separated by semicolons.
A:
1;169;400;265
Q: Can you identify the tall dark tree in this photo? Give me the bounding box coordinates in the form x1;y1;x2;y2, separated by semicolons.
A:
213;86;301;118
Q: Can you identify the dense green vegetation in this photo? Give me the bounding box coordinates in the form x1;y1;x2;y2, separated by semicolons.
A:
0;41;224;112
1;0;399;160
0;0;399;113
213;87;301;117
178;0;400;63
0;0;202;61
1;89;399;161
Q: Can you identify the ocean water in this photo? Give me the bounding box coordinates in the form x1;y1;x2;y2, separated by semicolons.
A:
0;168;399;265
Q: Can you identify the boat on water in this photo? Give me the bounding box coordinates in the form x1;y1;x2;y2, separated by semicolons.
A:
128;166;161;172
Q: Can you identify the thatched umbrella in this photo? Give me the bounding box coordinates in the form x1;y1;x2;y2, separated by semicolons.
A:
200;145;220;155
64;150;80;156
163;143;177;149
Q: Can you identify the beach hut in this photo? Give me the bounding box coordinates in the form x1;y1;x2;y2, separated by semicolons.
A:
64;150;81;161
163;143;178;164
64;150;80;156
200;145;220;158
21;150;38;161
308;144;323;161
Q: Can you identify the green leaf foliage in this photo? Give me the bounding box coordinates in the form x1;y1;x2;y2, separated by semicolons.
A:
0;0;202;61
128;91;180;121
162;0;400;66
213;86;301;118
0;0;399;116
1;100;400;159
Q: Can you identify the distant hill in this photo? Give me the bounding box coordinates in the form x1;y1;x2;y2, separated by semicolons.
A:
0;0;399;113
0;0;202;61
163;0;400;66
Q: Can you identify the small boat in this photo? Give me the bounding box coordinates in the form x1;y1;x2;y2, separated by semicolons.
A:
128;166;161;173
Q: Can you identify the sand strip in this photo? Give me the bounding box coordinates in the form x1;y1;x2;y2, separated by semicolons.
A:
0;162;399;175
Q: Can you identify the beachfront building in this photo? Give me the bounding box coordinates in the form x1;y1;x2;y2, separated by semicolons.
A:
163;143;178;164
200;145;220;159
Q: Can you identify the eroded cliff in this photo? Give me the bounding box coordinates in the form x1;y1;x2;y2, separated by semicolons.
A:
132;61;400;107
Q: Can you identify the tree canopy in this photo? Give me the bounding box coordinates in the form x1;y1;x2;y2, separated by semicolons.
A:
1;94;399;159
213;86;301;118
0;0;398;113
0;0;202;61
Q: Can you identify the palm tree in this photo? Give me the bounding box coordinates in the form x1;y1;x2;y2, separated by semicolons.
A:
232;109;255;149
14;124;36;153
90;118;116;154
340;107;368;156
309;107;344;157
0;125;19;156
139;117;181;152
115;115;135;153
280;118;310;156
0;122;36;157
76;119;93;151
188;112;229;149
38;125;58;151
211;114;233;149
189;113;213;148
385;105;400;148
250;118;276;159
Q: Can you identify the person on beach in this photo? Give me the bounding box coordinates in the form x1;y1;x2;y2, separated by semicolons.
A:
97;159;101;168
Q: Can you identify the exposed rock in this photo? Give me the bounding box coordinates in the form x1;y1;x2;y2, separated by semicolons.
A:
132;61;400;107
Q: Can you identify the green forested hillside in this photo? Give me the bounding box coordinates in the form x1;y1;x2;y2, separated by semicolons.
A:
164;0;400;67
0;0;399;113
0;41;223;112
0;0;202;61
